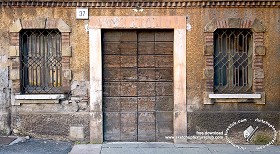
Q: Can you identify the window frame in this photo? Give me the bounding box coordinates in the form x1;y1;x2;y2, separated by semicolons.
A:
9;18;72;105
213;28;253;94
203;18;266;104
20;29;63;94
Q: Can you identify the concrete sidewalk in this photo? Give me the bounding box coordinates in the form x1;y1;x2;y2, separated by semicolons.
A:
70;142;280;154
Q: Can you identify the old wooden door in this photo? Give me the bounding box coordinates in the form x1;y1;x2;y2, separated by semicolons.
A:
102;30;173;142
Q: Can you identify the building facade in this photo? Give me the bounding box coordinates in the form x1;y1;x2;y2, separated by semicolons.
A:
0;0;279;144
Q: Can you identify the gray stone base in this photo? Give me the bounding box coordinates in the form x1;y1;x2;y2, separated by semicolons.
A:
187;112;280;144
11;113;90;141
0;113;11;135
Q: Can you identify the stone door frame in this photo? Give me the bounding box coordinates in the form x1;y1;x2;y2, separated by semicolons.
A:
88;16;187;143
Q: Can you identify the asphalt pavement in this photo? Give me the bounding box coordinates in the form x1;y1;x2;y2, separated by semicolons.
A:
0;138;72;154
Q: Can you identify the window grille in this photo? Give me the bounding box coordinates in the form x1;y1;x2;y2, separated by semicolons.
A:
214;29;253;93
20;29;62;94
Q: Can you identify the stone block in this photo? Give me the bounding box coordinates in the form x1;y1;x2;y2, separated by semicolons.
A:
70;126;85;140
255;46;266;55
63;69;72;80
203;92;214;105
45;18;57;29
12;80;21;93
22;18;46;29
57;19;71;32
9;19;22;33
10;69;19;80
204;45;214;55
9;46;20;57
62;46;72;57
204;20;217;32
203;68;214;79
228;18;241;28
252;19;266;33
254;68;264;79
71;81;89;97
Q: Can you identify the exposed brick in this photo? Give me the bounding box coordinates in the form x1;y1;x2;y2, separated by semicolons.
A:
61;32;70;46
240;19;252;28
254;78;264;82
205;56;213;66
62;57;70;63
216;20;229;28
62;62;70;69
10;33;19;46
204;33;214;45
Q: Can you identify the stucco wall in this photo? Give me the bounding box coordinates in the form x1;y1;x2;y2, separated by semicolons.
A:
0;5;279;141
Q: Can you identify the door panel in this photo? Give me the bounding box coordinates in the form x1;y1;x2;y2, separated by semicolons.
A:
103;30;173;142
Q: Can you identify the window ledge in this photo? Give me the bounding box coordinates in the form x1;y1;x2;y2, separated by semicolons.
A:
204;92;265;105
13;94;65;105
209;94;261;99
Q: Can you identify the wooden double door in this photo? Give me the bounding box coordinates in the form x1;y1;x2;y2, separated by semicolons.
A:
102;29;174;142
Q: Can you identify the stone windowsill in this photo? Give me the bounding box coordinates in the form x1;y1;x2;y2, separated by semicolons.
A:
209;94;261;99
206;93;265;104
14;94;65;105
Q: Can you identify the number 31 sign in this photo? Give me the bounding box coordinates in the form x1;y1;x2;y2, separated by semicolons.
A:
76;8;88;19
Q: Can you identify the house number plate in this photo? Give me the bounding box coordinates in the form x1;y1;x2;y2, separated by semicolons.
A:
76;8;88;19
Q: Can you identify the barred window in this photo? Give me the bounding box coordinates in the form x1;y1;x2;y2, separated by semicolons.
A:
214;29;253;93
20;29;62;94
